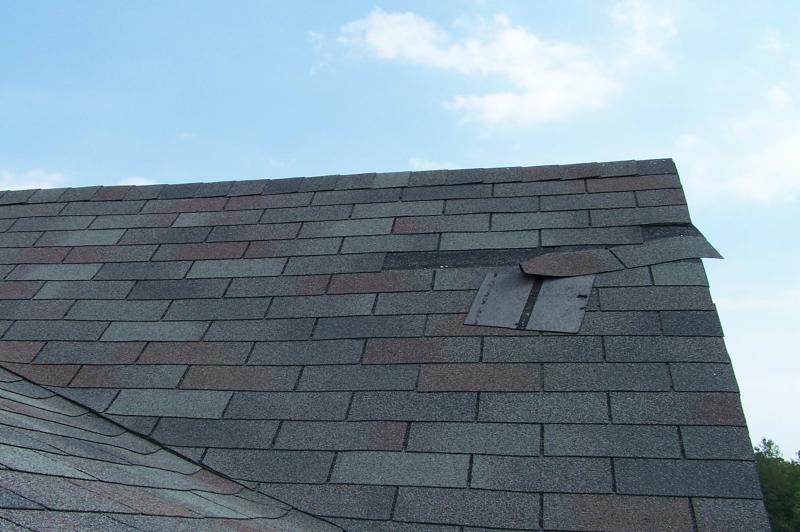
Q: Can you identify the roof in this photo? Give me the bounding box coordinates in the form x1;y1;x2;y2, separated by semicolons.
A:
0;158;770;531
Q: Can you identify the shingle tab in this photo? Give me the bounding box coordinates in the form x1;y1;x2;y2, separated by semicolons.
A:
100;321;208;341
249;339;364;365
107;389;231;417
611;235;722;267
544;494;693;531
440;230;539;250
349;391;476;421
480;392;608;423
203;449;334;483
692;498;770;532
225;391;351;420
544;363;670;391
331;452;468;487
615;458;762;497
472;455;612;493
314;315;426;339
464;271;534;329
275;421;407;451
298;365;419;391
408;422;540;455
611;392;745;425
483;336;604;362
545;424;681;457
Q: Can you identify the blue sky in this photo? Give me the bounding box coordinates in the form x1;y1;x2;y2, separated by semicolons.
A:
1;1;798;453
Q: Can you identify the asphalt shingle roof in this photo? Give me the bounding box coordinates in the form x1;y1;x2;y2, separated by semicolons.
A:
0;158;770;531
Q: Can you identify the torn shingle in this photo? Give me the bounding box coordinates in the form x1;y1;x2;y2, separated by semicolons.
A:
520;249;623;277
464;271;534;329
527;274;596;333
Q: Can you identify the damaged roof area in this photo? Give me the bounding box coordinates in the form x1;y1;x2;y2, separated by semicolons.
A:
0;158;769;531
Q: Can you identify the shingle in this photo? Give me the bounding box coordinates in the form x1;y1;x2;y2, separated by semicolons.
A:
527;274;595;333
541;227;643;246
492;211;589;231
545;363;670;391
128;279;228;299
118;227;210;245
402;184;492;201
193;180;233;197
408;422;540;456
406;169;452;187
100;321;207;341
352;200;443;218
71;365;186;388
186;258;286;278
34;280;133;299
426;313;539;337
4;321;107;341
587;173;681;192
138;341;251;364
107;389;231;417
384;248;540;270
494;180;586;197
89;213;177;229
122;184;163;200
246;237;341;257
10;216;93;231
341;234;438;254
671;363;738;391
445;197;539;214
373;171;410;188
0;233;41;248
440;230;539;250
331;451;468;487
483;336;604;362
94;261;191;280
479;392;608;423
151;242;247;261
363;337;480;364
328;270;432;294
661;311;723;336
262;178;305;194
228;179;267;196
0;203;65;219
225;193;312;212
261;483;396;520
472;455;612;493
204;318;313;341
539;192;634;211
260;204;352;223
681;426;755;460
180;366;299;391
299;219;392;239
64;244;156;263
591;205;692;227
578;311;661;335
249;340;364;365
349;391;476;421
152;419;278;448
27;188;67;204
651;259;708;285
206;223;300;242
611;392;745;425
35;342;144;364
544;494;693;531
67;300;169;321
692;498;770;532
334;173;375;189
329;518;458;532
394;214;489;233
155;183;200;199
419;363;539;391
606;336;729;362
7;264;100;281
300;364;418;391
0;300;72;320
275;421;407;451
594;266;651;287
615;458;762;497
203;449;333;482
432;266;505;290
284;253;385;275
638;159;677;174
395;487;539;529
226;275;329;297
314;315;426;339
0;247;70;264
611;235;722;268
545;424;681;458
163;298;268;320
313;188;400;205
142;197;226;213
225;391;351;420
270;294;373;318
0;341;45;363
375;290;473;315
635;188;687;206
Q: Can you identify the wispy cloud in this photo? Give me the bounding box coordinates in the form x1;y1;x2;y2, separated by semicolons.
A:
0;169;67;190
610;0;677;65
333;9;621;127
408;157;455;171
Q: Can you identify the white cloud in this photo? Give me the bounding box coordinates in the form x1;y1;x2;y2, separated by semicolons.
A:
116;176;158;186
758;31;785;52
610;0;677;64
408;158;454;171
335;10;620;126
727;132;800;201
0;169;67;190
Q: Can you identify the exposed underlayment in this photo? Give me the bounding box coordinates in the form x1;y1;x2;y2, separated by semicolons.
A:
0;158;769;531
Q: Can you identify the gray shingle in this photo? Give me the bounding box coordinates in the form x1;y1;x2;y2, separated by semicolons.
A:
246;237;341;257
527;274;595;333
0;232;41;248
692;498;770;532
249;339;364;365
312;188;400;206
351;200;443;219
67;300;169;321
544;494;693;532
225;391;351;420
94;261;190;280
492;211;589;230
671;363;738;391
7;264;101;281
479;392;608;423
407;422;540;456
314;315;426;339
0;203;65;219
363;337;480;364
284;253;385;275
615;458;762;497
394;214;489;233
107;389;231;417
100;321;208;341
275;421;407;451
88;213;177;229
262;483;395;521
35;229;125;247
34;341;143;364
682;426;755;460
440;230;539;250
71;364;186;388
331;452;468;487
0;300;72;320
599;286;714;310
34;280;133;299
299;218;393;238
636;188;687;206
118;227;210;245
4;320;107;341
299;365;418;391
494;180;585;197
544;363;671;391
226;275;329;297
541;226;643;246
349;391;476;421
611;235;722;268
541;192;635;211
594;266;652;287
164;298;269;320
204;318;314;341
128;279;228;299
10;216;93;231
544;424;681;457
187;258;286;278
151;419;279;448
341;234;438;254
375;290;473;315
483;336;603;362
395;487;539;529
445;197;539;214
403;184;492;201
203;449;334;483
611;392;746;425
472;455;612;493
605;336;729;362
661;311;723;336
651;259;708;285
172;210;261;227
206;223;299;242
260;204;352;223
591;205;691;227
433;266;514;290
373;171;410;188
578;311;661;335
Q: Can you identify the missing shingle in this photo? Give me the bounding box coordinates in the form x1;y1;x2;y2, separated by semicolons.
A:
525;274;596;333
464;271;535;329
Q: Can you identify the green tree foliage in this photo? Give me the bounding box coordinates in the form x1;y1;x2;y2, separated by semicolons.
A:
754;438;800;532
